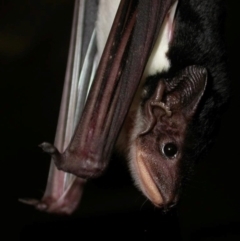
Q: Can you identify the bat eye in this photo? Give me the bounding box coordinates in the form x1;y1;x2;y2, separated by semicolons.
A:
163;143;178;158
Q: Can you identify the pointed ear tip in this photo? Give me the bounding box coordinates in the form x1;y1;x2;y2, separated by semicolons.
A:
191;65;208;84
201;66;208;76
200;66;208;77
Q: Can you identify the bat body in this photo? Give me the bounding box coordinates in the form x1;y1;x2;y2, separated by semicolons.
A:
21;0;229;213
128;0;229;207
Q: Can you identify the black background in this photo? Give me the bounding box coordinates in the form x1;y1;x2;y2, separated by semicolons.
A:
1;0;239;240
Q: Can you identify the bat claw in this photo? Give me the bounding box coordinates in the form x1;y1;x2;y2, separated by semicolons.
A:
18;198;48;211
39;142;59;155
19;198;40;206
39;142;63;168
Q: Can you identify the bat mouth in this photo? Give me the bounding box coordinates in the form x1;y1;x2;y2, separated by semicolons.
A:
135;147;164;206
130;137;178;208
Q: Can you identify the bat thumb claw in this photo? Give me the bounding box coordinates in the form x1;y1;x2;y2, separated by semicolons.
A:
19;198;39;206
39;142;60;156
39;142;64;170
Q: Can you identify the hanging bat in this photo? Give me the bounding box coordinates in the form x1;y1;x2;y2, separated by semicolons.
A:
20;0;229;214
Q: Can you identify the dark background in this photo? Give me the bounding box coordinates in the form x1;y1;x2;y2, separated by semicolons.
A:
1;0;239;240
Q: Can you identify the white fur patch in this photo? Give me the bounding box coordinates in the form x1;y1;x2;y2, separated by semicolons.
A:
144;27;171;76
144;1;178;77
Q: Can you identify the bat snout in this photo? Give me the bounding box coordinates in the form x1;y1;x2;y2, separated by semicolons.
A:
129;136;180;208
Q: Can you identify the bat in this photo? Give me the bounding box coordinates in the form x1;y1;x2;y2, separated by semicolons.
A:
20;0;229;214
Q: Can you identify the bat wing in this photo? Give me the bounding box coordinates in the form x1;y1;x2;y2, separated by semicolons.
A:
20;0;99;214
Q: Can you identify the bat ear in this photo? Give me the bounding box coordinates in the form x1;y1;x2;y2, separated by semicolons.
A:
140;66;207;135
165;65;208;119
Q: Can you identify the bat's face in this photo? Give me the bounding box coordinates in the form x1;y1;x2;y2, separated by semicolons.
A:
128;66;207;208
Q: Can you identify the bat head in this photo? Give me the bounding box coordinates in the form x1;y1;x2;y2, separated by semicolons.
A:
129;65;207;208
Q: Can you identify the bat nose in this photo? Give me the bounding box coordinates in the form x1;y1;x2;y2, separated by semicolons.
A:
153;179;180;208
159;188;179;209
